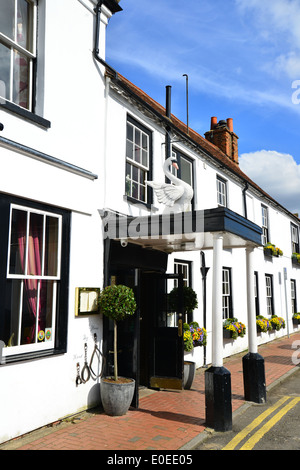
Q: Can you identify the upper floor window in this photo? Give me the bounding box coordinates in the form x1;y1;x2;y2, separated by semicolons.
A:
170;149;194;210
261;205;269;246
291;223;299;253
125;116;152;204
216;176;227;207
0;0;36;111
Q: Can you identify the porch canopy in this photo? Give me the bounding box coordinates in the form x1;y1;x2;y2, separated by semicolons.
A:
102;206;266;427
103;205;262;363
103;206;262;252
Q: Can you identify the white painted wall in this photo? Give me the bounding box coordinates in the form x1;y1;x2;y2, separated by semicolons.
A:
0;0;110;444
1;0;300;445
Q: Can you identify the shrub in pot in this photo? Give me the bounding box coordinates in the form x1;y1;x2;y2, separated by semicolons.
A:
168;286;198;323
99;284;137;416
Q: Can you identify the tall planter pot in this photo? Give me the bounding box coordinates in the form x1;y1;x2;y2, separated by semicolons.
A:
98;285;137;416
183;361;196;390
100;378;135;416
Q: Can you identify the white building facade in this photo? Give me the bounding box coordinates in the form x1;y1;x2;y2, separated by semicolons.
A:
0;0;299;443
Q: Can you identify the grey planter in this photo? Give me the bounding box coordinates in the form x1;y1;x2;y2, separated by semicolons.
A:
183;361;196;390
100;378;135;416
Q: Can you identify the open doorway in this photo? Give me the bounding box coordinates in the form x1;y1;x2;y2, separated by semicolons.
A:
103;241;184;408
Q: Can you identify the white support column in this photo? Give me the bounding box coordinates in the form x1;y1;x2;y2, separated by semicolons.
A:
243;246;266;404
246;246;257;354
212;232;223;368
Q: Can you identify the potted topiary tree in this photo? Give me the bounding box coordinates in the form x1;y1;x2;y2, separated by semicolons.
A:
169;286;199;390
168;285;198;323
98;284;137;416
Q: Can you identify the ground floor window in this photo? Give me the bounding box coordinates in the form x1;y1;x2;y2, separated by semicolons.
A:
174;260;191;287
0;194;70;362
254;271;260;316
291;279;297;315
222;267;232;319
265;274;274;316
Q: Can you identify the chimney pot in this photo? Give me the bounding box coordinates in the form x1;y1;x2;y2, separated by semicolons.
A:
210;116;218;130
227;118;233;132
205;116;239;165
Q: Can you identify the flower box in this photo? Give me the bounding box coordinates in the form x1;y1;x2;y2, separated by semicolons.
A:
264;243;283;258
184;322;207;352
256;316;272;333
223;318;246;340
293;314;300;326
223;328;232;339
292;253;300;266
270;315;285;331
256;315;285;333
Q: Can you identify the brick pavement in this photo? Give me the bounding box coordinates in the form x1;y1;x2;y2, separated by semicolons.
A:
2;332;300;451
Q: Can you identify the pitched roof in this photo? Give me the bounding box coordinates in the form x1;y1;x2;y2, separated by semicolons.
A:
109;71;299;222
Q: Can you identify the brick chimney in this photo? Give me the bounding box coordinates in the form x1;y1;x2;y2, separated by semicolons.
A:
204;117;239;164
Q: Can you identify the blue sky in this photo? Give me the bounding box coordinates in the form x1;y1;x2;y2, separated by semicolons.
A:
106;0;300;215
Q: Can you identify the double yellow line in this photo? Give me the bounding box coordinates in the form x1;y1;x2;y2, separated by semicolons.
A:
223;395;300;450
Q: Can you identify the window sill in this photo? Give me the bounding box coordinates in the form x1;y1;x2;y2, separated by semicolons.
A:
1;347;66;365
124;195;157;211
0;101;51;129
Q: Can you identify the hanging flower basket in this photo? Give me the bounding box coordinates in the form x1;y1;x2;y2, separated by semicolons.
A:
223;318;246;340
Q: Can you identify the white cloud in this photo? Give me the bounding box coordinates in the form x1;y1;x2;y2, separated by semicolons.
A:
108;0;300;115
240;150;300;214
236;0;300;79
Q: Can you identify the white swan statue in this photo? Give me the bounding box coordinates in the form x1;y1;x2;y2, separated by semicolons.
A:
147;155;193;212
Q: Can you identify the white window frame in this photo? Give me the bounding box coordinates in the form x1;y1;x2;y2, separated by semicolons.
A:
4;203;62;356
0;0;37;111
125;119;150;203
217;176;227;207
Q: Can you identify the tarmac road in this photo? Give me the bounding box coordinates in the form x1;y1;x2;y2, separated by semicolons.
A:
196;366;300;451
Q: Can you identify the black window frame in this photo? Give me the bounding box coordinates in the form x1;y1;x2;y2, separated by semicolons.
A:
265;273;274;316
254;271;260;317
222;267;233;319
291;279;297;315
0;0;50;128
170;148;195;210
0;193;70;364
174;259;192;287
291;223;300;254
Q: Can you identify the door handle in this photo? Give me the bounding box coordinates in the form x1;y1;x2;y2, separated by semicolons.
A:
178;318;183;337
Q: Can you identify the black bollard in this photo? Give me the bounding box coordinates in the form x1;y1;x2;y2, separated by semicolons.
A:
243;352;266;403
205;366;232;432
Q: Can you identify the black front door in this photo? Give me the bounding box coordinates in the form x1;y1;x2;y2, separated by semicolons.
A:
140;272;184;390
103;264;184;409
